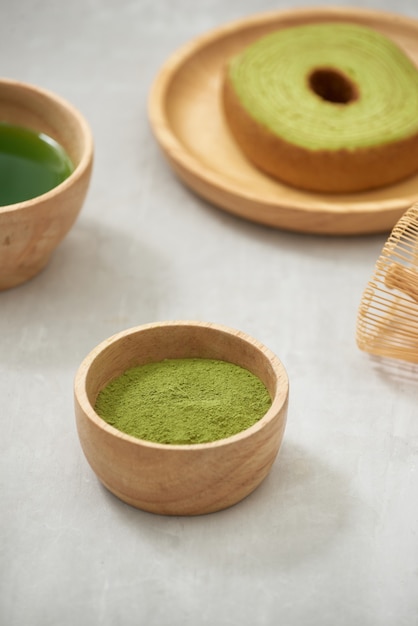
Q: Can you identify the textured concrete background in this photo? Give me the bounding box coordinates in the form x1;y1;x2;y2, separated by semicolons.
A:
1;1;417;624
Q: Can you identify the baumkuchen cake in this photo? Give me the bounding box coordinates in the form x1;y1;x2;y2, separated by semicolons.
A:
222;22;418;193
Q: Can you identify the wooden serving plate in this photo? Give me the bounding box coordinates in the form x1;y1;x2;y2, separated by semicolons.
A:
148;6;418;235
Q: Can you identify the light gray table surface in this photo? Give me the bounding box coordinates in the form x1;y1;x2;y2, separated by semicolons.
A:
1;1;418;624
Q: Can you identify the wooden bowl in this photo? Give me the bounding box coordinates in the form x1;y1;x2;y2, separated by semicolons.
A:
0;78;93;290
74;321;289;516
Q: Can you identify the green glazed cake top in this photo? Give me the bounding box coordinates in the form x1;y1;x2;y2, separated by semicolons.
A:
228;22;418;150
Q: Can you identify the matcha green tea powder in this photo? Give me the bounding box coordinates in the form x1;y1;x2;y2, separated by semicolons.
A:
94;358;272;444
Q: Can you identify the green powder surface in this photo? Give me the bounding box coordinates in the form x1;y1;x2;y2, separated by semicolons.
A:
94;358;272;445
228;22;418;150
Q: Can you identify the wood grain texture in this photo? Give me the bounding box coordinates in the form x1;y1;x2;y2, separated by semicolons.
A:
74;321;289;516
148;6;418;235
0;78;93;290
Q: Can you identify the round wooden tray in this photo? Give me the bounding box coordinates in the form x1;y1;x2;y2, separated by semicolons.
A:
148;6;418;235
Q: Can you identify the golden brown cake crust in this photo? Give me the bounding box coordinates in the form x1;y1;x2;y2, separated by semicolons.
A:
222;70;418;193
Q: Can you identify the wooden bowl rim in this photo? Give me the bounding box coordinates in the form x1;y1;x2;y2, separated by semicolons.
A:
74;320;289;451
0;77;94;214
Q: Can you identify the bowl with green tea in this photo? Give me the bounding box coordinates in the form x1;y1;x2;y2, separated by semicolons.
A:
0;77;93;289
74;320;289;515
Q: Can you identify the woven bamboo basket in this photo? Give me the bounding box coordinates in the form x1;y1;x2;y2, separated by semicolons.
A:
356;204;418;363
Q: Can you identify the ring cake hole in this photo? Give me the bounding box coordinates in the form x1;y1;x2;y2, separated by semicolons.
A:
308;68;358;104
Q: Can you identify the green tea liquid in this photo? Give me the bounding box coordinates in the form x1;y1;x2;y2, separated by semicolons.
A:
0;122;74;206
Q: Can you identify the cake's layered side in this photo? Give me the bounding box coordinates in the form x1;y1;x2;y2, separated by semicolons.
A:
222;22;418;193
223;73;418;193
